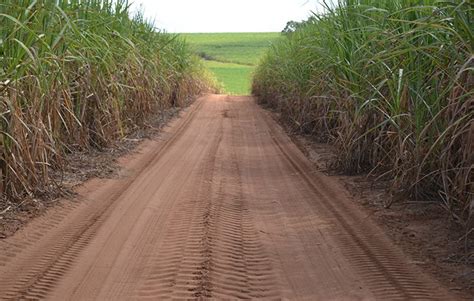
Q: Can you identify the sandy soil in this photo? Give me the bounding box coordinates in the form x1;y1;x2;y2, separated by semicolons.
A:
0;95;464;300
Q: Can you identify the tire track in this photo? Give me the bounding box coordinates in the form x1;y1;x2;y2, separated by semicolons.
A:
261;103;451;300
0;99;205;300
135;123;222;299
135;98;279;299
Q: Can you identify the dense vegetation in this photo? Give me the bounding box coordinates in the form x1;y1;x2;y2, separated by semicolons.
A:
0;0;214;200
183;32;280;94
253;0;473;225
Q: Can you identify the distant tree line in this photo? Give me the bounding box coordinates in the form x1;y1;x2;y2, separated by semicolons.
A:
281;16;317;34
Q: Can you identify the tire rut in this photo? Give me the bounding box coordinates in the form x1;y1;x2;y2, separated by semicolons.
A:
135;100;279;299
0;99;204;300
262;107;451;300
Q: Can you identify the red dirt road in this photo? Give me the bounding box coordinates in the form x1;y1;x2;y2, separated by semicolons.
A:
0;95;459;300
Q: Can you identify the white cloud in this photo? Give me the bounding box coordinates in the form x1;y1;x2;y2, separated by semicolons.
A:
130;0;325;32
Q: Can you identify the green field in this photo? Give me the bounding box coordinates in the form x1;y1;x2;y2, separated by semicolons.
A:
182;32;281;94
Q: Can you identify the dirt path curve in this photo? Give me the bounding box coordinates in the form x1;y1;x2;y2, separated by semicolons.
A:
0;95;459;300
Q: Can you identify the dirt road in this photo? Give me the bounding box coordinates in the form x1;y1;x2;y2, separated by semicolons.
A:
0;95;458;300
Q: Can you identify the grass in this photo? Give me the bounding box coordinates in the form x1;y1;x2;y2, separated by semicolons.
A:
0;0;215;201
204;61;254;95
253;0;473;225
183;32;280;94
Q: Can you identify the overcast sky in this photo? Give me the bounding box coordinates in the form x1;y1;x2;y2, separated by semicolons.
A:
130;0;326;33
